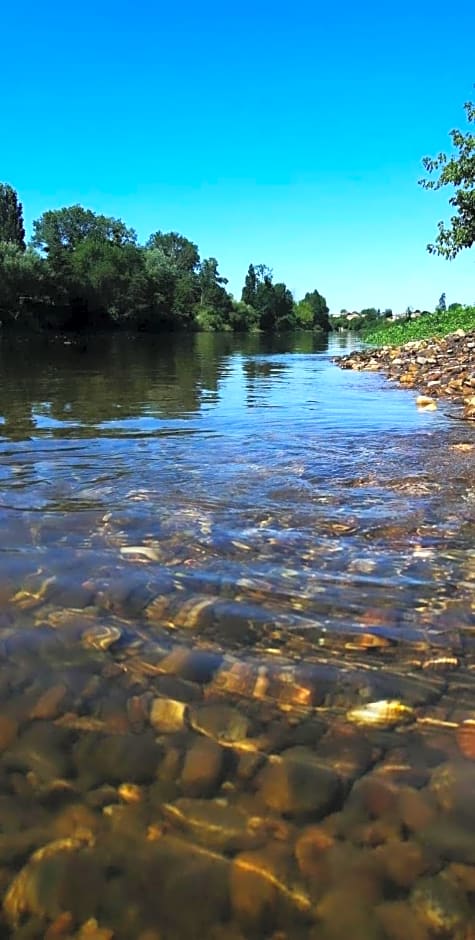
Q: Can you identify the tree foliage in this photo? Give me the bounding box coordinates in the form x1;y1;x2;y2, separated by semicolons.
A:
420;100;475;258
0;184;26;249
0;189;330;334
295;290;330;332
32;205;137;254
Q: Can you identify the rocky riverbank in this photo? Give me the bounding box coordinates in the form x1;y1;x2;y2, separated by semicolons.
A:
336;329;475;420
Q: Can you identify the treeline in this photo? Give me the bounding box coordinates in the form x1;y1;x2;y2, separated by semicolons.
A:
330;307;394;331
0;184;330;334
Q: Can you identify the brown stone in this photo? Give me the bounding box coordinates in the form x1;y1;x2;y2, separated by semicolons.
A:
456;720;475;760
448;862;475;892
230;842;298;931
189;703;250;742
350;774;399;818
0;715;18;752
30;684;68;721
150;697;188;733
44;911;74;939
376;900;431;940
257;747;340;818
398;787;436;833
429;761;475;822
294;825;335;882
53;803;100;839
316;885;382;939
180;736;224;796
374;840;430;888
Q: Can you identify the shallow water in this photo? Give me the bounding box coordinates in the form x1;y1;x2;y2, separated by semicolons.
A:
0;331;474;939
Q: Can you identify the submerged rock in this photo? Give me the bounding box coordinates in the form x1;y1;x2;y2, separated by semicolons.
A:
410;874;469;935
162;797;266;851
257;746;341;818
73;731;160;786
189;703;251;743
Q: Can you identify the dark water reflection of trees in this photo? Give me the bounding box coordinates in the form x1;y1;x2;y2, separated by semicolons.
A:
0;331;330;439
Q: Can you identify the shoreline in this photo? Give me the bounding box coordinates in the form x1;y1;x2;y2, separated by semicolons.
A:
335;328;475;421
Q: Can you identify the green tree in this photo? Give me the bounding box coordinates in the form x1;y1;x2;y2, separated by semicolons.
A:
68;238;147;328
295;289;330;332
196;258;233;329
240;264;295;331
146;231;200;273
32;205;137;254
420;99;475;258
0;243;46;324
0;184;26;249
241;264;258;306
256;278;295;331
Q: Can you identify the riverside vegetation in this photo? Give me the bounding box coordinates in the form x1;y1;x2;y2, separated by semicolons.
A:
0;186;330;335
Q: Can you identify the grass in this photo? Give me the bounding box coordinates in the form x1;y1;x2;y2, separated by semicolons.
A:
363;305;475;346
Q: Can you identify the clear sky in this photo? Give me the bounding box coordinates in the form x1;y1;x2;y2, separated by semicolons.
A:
2;0;474;313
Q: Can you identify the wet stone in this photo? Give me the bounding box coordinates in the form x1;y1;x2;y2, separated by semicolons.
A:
429;761;475;823
189;703;251;742
0;714;19;752
417;815;475;865
230;841;309;932
0;827;52;865
257;747;341;818
150;696;189;733
315;884;383;940
398;786;437;833
154;674;202;703
157;646;223;684
374;840;432;888
29;682;68;721
3;723;74;782
74;731;161;786
4;845;104;926
410;874;470;935
126;834;230;938
376;901;432;940
294;825;335;882
316;723;376;786
162;797;266;852
180;735;225;796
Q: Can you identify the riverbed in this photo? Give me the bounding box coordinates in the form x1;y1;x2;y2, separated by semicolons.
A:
0;332;474;939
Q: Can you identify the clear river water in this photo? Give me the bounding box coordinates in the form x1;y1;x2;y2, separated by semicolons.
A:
0;331;474;940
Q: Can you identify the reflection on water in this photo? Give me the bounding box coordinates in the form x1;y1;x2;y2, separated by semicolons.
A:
0;332;474;939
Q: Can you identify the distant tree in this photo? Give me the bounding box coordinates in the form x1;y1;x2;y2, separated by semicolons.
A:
383;308;393;318
436;292;447;312
0;243;46;323
256;279;294;331
146;231;200;273
67;238;147;329
296;289;330;332
32;206;137;254
228;300;259;332
241;264;258;306
241;263;273;308
420;99;475;258
196;258;233;328
360;307;379;320
0;184;26;249
448;301;462;310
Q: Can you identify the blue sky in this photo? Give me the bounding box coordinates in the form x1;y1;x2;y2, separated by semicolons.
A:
2;0;474;312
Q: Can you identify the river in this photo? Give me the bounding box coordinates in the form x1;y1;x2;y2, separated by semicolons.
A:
0;331;474;939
